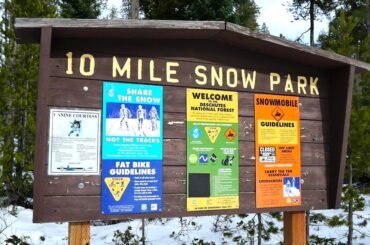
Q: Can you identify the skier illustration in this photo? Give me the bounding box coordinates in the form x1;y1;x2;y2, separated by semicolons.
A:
149;106;159;131
68;120;81;137
119;104;131;130
136;105;146;130
285;180;292;196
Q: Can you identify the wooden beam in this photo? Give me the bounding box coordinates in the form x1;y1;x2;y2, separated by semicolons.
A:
15;18;225;29
284;211;306;245
33;26;52;223
36;191;328;223
68;222;90;245
328;65;355;208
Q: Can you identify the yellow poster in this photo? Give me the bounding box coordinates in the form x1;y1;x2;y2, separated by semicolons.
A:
187;89;238;123
255;94;301;208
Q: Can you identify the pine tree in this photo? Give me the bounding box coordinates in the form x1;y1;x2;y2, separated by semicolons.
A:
233;0;259;30
213;214;280;244
320;11;361;56
288;0;336;45
59;0;103;18
0;0;56;207
320;1;370;183
319;5;370;244
260;22;270;34
139;0;259;30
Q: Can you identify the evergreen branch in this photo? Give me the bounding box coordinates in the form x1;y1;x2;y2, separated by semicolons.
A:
353;228;370;237
295;27;311;42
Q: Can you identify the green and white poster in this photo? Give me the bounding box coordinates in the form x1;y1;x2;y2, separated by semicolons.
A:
186;88;239;211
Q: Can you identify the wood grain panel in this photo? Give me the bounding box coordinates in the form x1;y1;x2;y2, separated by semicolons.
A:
163;114;329;143
44;166;327;196
50;38;329;80
163;140;329;166
47;78;329;121
37;190;328;223
32;30;342;223
49;53;328;98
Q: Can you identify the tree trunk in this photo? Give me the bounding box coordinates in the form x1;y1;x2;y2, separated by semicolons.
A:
306;211;310;244
141;218;145;245
257;213;262;245
0;3;12;189
250;218;255;245
310;0;315;46
130;0;140;19
347;154;353;245
367;0;370;49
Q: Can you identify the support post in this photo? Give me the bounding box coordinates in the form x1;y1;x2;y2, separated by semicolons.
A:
69;222;90;245
283;211;306;245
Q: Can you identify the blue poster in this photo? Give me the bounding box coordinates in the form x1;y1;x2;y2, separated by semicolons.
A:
101;82;163;215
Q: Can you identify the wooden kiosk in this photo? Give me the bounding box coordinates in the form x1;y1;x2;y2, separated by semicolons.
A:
15;19;370;244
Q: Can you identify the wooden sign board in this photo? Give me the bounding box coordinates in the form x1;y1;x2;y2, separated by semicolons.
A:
15;19;370;223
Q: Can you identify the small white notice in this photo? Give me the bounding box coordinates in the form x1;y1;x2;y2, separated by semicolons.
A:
48;108;101;175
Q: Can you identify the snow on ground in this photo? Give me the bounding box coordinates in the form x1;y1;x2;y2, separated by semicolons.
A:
310;195;370;244
1;195;369;244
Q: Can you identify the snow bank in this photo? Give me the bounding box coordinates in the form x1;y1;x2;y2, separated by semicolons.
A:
0;195;368;244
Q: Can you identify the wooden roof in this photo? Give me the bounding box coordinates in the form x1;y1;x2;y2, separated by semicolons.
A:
15;18;370;73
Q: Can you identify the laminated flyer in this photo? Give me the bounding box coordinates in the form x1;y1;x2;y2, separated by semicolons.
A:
101;82;163;215
187;88;239;211
48;108;101;175
254;94;301;208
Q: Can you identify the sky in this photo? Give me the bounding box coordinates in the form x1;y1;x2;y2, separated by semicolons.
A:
106;0;331;45
255;0;330;44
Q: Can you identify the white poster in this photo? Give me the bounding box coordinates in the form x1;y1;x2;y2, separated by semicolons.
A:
48;108;101;175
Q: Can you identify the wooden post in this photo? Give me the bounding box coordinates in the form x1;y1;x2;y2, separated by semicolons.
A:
283;211;306;245
69;222;90;245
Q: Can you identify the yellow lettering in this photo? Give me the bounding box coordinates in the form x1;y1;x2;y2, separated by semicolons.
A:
112;56;131;78
226;68;238;88
297;76;307;94
211;66;223;87
195;65;207;85
284;74;294;93
150;60;161;82
270;73;280;91
166;62;179;83
80;54;95;76
242;70;256;89
66;52;73;75
310;77;319;95
138;59;142;80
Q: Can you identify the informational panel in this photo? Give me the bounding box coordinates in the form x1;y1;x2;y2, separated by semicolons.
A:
254;94;301;208
101;82;163;215
187;89;239;211
20;20;357;222
48;108;101;175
